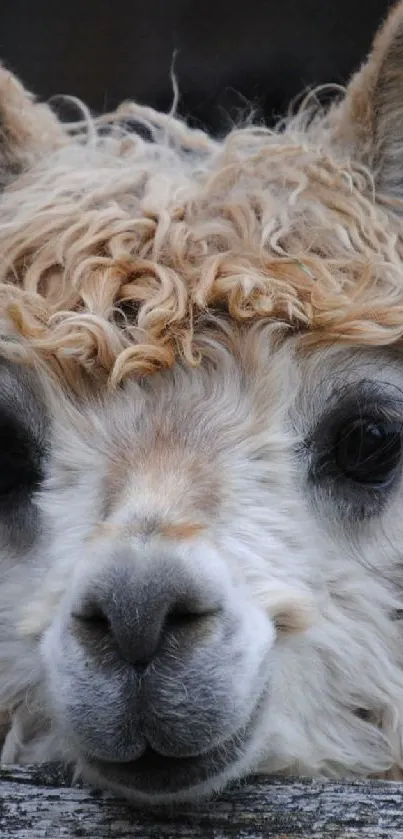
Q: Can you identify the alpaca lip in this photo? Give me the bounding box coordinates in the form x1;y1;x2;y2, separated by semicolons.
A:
89;740;241;795
78;664;269;797
84;705;263;797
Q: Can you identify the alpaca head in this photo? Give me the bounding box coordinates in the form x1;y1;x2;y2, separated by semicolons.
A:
3;2;403;804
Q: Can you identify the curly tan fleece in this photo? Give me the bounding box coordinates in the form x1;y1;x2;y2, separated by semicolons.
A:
0;9;403;391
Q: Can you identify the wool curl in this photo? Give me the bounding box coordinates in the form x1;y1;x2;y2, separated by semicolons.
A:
1;97;403;392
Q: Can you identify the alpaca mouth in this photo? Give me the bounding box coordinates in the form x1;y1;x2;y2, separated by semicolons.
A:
78;673;269;798
83;716;257;798
87;740;242;796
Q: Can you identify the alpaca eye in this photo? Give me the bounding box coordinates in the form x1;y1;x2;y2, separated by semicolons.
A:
335;418;402;487
0;413;42;500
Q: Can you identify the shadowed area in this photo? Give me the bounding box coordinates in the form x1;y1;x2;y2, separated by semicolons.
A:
0;0;394;132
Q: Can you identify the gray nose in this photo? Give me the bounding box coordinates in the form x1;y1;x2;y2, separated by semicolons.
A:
72;555;221;666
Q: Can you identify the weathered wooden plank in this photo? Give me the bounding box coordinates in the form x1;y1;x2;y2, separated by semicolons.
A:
0;766;403;838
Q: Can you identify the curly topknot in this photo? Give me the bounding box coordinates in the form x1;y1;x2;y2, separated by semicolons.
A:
1;5;403;392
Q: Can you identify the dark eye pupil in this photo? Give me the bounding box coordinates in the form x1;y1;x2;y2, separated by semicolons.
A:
0;415;41;499
336;419;402;485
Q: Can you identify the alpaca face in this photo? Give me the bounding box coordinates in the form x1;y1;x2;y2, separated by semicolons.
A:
3;335;403;801
3;0;403;807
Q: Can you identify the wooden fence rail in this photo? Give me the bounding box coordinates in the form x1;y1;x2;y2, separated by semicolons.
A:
1;766;403;838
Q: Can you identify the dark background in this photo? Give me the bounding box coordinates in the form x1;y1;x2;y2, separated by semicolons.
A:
0;0;394;134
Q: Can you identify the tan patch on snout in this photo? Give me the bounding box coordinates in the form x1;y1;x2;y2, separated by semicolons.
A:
88;519;206;542
160;521;206;540
260;586;318;635
273;603;315;634
103;427;222;525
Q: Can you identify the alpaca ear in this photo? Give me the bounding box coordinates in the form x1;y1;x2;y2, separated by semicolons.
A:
0;63;65;188
332;1;403;199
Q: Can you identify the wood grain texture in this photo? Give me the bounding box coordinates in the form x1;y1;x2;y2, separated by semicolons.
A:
1;767;403;838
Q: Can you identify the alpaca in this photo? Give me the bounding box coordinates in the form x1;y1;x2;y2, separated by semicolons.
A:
2;2;403;806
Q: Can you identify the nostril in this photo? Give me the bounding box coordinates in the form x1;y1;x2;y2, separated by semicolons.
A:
71;600;111;634
165;605;207;630
71;568;223;668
